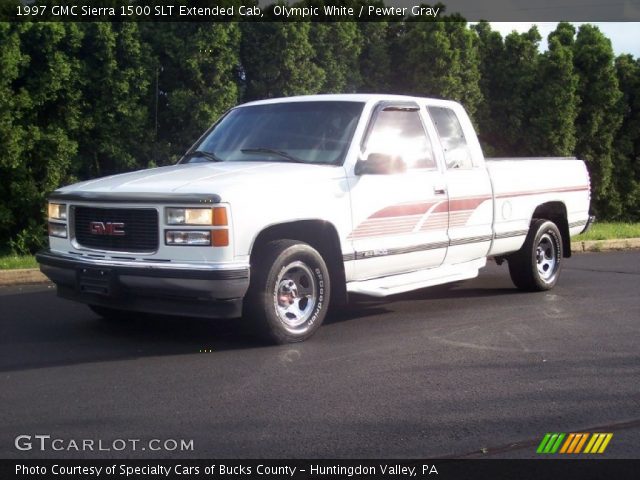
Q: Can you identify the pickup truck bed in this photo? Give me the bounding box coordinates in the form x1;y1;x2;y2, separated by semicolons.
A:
486;158;591;257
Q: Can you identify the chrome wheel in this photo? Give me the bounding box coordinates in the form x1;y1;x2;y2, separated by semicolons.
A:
509;219;563;292
536;233;558;282
274;261;317;328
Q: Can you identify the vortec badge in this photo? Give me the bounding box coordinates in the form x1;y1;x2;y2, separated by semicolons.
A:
89;221;125;236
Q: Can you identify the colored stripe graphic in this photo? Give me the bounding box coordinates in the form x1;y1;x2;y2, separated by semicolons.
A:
574;433;589;453
349;185;589;239
536;433;551;453
559;433;575;453
584;433;613;453
536;434;552;453
563;433;589;453
537;433;565;453
537;433;613;454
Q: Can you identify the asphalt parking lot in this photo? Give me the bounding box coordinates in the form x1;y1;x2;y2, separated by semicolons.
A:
1;251;638;459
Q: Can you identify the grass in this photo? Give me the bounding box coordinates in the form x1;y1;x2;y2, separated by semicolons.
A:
0;254;38;270
575;222;640;241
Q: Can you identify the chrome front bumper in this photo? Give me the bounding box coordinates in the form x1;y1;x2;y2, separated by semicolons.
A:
36;250;250;318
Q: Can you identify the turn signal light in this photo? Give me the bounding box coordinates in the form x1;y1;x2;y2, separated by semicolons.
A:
212;229;229;247
213;207;228;226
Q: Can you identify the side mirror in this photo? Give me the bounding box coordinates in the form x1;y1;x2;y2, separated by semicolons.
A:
355;154;406;175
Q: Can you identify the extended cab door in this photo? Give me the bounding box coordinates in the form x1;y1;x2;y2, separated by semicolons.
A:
348;102;449;281
426;104;493;264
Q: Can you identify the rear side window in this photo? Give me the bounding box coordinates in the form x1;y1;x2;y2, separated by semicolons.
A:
364;108;436;169
428;107;473;169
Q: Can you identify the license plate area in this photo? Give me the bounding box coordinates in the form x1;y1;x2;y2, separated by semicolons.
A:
77;267;116;296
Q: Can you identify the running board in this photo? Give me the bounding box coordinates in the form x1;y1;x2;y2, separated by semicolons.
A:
346;258;485;297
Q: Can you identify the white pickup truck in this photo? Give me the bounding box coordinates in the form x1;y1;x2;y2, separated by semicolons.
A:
38;94;593;343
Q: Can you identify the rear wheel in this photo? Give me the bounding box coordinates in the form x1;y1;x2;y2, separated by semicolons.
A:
244;240;330;344
508;219;563;291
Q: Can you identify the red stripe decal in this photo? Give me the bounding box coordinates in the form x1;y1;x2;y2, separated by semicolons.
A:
449;196;492;211
349;186;588;239
370;201;440;218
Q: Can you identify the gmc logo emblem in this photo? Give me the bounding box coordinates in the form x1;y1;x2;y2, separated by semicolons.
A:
89;221;125;236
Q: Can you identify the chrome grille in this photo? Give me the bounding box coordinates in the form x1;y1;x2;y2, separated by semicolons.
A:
74;206;159;252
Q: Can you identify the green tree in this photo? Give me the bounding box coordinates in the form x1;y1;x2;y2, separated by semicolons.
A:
74;22;152;179
443;18;482;121
393;14;481;122
0;22;27;251
548;20;576;48
2;22;83;253
357;21;392;93
310;22;362;93
612;54;640;219
471;25;541;155
240;21;324;101
472;20;505;155
573;24;623;217
498;27;541;155
142;22;241;164
529;23;579;156
395;20;456;97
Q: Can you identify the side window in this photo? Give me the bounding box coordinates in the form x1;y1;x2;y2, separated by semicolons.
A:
364;108;436;169
428;107;473;169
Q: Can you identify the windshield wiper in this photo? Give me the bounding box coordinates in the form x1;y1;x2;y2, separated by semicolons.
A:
182;150;222;163
241;148;305;164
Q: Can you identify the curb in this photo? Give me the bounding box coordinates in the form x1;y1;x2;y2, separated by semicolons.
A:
0;268;48;286
572;237;640;253
1;238;640;287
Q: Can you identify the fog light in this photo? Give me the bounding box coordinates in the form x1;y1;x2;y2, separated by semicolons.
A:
48;222;67;238
165;230;211;246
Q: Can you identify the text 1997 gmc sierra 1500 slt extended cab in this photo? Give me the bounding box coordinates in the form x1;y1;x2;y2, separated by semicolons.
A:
37;94;593;343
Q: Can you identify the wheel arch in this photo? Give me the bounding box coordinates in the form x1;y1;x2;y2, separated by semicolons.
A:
531;201;571;257
249;220;347;305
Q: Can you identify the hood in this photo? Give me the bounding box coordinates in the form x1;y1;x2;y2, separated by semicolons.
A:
56;162;345;200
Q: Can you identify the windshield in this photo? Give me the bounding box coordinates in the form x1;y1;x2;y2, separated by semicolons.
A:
182;101;365;166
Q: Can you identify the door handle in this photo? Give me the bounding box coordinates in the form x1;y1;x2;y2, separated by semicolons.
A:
434;187;447;195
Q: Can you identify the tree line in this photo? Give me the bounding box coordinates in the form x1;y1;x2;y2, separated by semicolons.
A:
1;12;639;253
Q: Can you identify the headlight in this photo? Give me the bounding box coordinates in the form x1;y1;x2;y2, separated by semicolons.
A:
166;207;212;225
165;230;211;246
48;222;67;238
48;203;67;221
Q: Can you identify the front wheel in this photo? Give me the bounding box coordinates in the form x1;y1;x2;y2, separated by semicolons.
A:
244;240;330;344
508;219;563;291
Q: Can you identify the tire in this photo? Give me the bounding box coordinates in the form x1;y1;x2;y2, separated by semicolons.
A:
508;219;563;291
88;304;135;322
244;240;330;344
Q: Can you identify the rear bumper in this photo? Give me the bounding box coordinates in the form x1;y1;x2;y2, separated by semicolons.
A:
36;250;250;319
